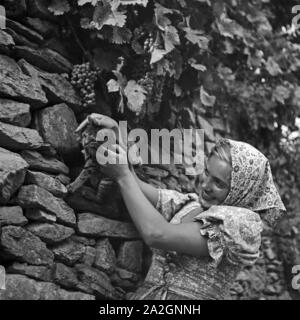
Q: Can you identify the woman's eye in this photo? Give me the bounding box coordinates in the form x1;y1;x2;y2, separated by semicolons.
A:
215;180;225;189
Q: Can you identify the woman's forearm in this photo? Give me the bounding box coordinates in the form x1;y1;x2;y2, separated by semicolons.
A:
117;172;166;244
130;167;159;208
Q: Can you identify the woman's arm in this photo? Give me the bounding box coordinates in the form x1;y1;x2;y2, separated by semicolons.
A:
117;172;209;258
129;166;159;208
97;144;209;258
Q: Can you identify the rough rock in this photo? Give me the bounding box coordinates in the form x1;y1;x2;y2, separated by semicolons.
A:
117;241;143;273
0;99;31;127
0;147;28;204
0;30;15;55
53;239;86;266
34;103;80;159
53;263;79;289
142;166;169;179
6;19;44;44
77;213;139;239
16;185;76;227
54;173;71;185
0;274;95;300
20;150;69;175
27;223;75;245
66;188;121;219
13;46;72;74
110;267;140;290
0;54;47;108
75;264;123;299
25;170;68;198
55;198;77;227
5;27;39;48
94;238;116;275
80;246;96;267
25;208;56;223
0;121;44;151
19;59;82;113
7;262;53;282
0;226;54;265
0;206;28;226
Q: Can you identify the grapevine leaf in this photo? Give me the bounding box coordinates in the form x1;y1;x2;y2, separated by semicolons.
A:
154;3;174;31
120;0;148;6
200;86;216;107
105;10;127;27
92;2;112;30
292;86;300;108
78;0;100;6
174;83;182;97
131;40;144;54
112;70;127;88
265;57;282;76
124;80;147;114
178;0;187;7
217;65;235;81
48;0;70;15
80;17;92;29
156;59;173;76
183;28;209;50
173;49;183;79
150;48;168;64
164;26;180;52
107;79;120;92
188;58;207;71
216;17;245;39
272;85;291;104
92;2;126;30
111;27;132;44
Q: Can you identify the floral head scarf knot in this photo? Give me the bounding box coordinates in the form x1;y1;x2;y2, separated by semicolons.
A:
223;139;286;214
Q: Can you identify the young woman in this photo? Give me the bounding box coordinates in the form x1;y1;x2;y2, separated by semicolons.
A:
78;115;286;300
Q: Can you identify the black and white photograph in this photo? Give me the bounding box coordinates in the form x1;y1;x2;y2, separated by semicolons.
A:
0;0;299;309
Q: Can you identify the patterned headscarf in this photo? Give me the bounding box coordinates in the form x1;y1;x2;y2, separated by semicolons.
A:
222;139;286;213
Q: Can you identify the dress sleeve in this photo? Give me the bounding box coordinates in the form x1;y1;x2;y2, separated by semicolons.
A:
193;205;263;267
155;188;199;222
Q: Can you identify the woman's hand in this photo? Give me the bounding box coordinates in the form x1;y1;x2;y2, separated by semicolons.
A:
76;113;119;134
96;143;131;182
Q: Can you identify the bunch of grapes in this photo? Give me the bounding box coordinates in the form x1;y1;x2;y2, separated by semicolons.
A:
134;27;155;53
143;33;154;53
71;62;101;108
138;72;155;95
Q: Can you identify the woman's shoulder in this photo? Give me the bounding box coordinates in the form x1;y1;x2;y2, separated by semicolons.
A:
193;205;263;266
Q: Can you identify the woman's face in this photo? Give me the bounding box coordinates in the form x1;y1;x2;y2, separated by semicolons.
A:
199;154;232;208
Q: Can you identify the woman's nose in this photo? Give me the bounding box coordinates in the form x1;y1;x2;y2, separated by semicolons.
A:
202;176;212;191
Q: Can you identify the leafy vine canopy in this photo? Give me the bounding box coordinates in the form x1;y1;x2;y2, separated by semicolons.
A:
48;0;300;211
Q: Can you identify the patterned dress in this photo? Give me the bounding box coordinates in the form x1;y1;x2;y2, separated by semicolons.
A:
127;188;263;300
